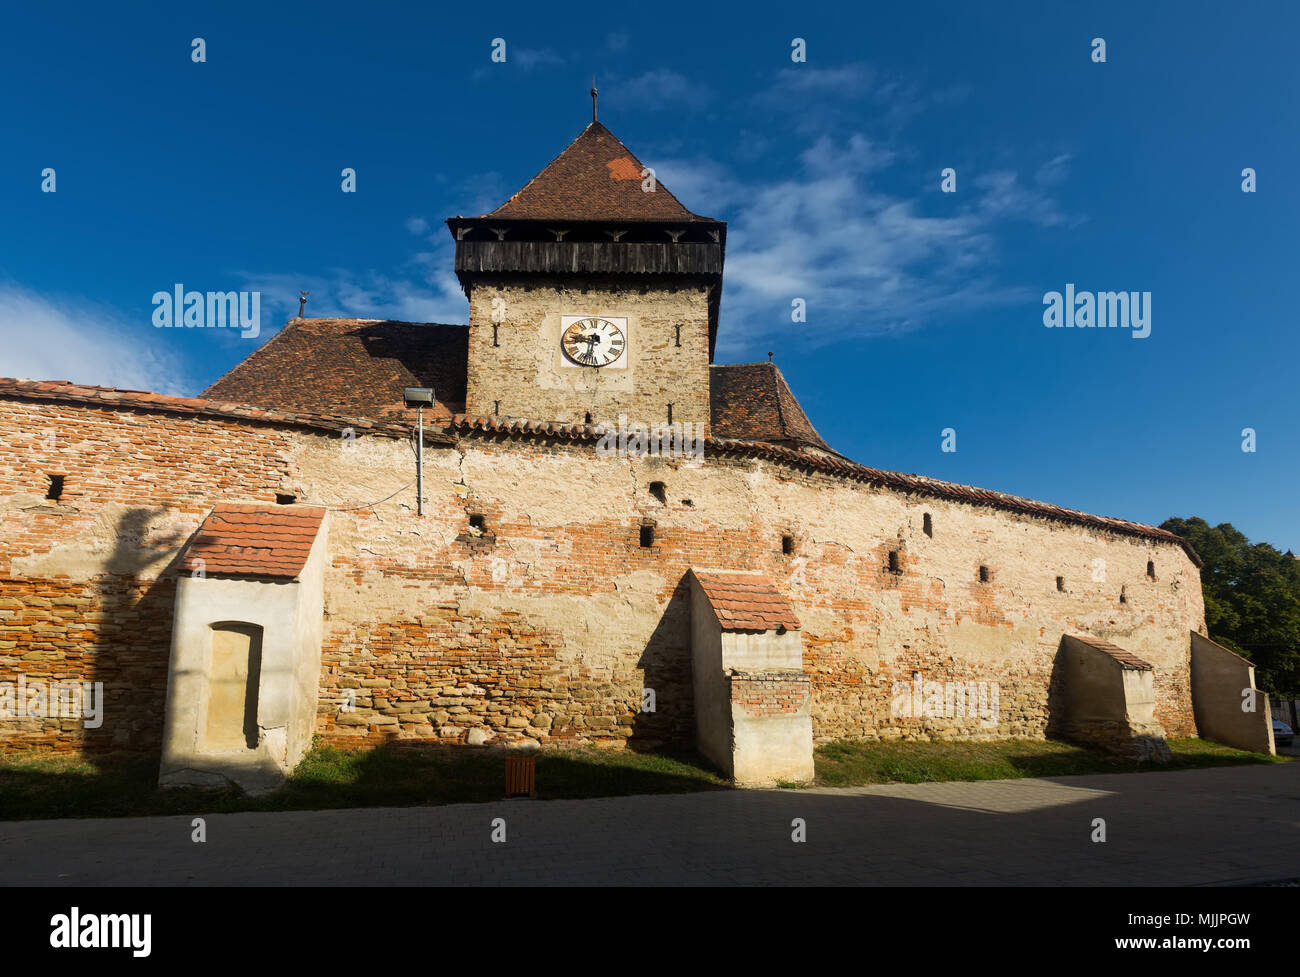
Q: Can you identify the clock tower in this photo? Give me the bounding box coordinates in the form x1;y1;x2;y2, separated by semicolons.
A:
447;105;725;431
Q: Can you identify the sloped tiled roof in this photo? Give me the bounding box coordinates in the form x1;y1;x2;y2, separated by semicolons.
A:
692;570;801;632
0;376;1204;568
481;122;713;223
203;318;467;421
0;377;432;440
711;362;833;453
184;504;326;578
1067;635;1155;671
198;321;834;452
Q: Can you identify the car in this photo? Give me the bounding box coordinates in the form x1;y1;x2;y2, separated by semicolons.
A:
1273;719;1294;746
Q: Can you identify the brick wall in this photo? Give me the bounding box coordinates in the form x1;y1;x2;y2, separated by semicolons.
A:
729;671;811;718
0;394;1205;757
0;397;298;753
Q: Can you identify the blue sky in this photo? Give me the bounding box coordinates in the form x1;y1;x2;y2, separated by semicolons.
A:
2;1;1297;551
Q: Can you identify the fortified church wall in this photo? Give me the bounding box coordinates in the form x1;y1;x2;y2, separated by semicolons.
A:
0;390;1204;756
0;108;1212;774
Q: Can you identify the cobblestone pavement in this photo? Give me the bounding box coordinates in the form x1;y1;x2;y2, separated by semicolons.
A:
2;764;1297;885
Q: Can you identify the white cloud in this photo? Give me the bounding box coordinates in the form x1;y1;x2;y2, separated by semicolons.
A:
611;69;712;111
243;67;1066;364
654;134;1037;355
455;172;509;216
514;47;565;71
974;168;1072;227
237;236;468;329
404;216;430;235
0;283;193;394
764;63;875;97
755;62;967;134
1035;153;1073;187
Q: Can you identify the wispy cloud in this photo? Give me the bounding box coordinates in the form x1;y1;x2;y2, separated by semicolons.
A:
472;45;564;81
0;283;194;394
513;47;565;71
974;163;1078;227
755;62;967;134
610;69;712;111
764;63;875;97
656;131;1047;354
249;63;1066;364
1034;153;1073;187
452;172;510;216
237;233;468;330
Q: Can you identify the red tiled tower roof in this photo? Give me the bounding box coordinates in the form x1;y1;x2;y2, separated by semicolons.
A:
481;122;713;223
184;504;326;578
692;570;801;632
710;362;834;453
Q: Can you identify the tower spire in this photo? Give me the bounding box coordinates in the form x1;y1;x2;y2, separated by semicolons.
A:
590;78;598;123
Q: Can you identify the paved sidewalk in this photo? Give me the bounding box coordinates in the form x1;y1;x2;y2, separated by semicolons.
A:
1;764;1297;884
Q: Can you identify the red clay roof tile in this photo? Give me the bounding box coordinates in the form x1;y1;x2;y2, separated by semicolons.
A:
202;318;467;422
692;570;801;632
481;122;713;223
710;362;833;454
184;504;326;579
1068;635;1155;670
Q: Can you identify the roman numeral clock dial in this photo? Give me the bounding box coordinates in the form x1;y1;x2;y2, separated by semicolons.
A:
561;317;626;368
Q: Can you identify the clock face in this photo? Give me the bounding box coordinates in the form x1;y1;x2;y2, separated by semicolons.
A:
561;316;627;368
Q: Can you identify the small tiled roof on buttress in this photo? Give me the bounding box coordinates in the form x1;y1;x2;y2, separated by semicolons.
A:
184;504;326;578
691;570;801;632
1067;635;1155;671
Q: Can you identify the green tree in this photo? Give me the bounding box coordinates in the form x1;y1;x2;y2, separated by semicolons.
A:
1161;516;1300;697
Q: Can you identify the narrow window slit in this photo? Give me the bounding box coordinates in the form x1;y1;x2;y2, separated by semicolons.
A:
45;474;65;501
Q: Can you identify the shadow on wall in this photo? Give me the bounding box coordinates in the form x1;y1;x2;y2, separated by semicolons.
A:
82;508;190;768
631;574;696;753
1044;643;1071;741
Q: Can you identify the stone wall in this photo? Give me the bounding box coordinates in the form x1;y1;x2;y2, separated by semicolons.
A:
0;398;297;754
464;277;712;430
0;393;1206;757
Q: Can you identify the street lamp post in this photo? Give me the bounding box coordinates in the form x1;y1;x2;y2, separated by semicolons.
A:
403;387;434;516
